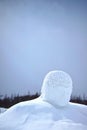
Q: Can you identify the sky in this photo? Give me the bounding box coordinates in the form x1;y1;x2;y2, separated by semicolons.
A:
0;0;87;97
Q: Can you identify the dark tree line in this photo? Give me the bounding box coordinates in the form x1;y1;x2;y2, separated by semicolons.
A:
0;93;87;108
0;93;39;108
70;95;87;106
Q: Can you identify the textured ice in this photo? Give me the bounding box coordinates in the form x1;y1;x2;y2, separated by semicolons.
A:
41;70;73;107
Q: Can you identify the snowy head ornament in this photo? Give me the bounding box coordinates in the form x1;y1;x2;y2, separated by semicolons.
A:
41;70;73;107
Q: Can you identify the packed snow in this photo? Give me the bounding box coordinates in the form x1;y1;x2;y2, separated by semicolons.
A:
41;70;73;107
0;70;87;130
0;107;7;114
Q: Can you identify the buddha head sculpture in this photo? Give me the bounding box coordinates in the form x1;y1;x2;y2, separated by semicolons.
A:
41;70;73;107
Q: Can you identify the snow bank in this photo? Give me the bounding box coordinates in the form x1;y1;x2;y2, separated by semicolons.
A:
41;70;72;107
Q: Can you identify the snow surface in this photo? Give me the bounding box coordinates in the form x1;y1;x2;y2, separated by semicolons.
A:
0;70;87;130
0;98;87;130
0;107;7;114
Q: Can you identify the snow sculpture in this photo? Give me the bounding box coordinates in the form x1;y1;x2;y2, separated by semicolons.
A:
41;70;73;107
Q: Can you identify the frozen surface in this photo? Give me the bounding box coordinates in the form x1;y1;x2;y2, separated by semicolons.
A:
0;107;7;114
0;71;87;130
41;70;72;107
0;98;87;130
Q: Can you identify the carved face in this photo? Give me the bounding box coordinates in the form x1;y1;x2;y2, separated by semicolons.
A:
41;70;73;107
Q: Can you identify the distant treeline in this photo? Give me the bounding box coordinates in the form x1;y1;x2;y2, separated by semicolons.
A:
0;93;87;108
0;93;39;108
70;95;87;106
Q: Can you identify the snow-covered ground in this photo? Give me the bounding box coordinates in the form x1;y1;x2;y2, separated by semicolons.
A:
0;107;7;114
0;70;87;130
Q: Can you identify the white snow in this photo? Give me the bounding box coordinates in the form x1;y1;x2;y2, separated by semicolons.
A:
0;107;7;114
0;70;87;130
41;70;72;107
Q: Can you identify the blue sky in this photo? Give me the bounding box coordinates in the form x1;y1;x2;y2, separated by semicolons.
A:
0;0;87;97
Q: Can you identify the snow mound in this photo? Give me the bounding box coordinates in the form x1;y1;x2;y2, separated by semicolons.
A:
0;70;87;130
41;70;72;107
0;98;87;130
